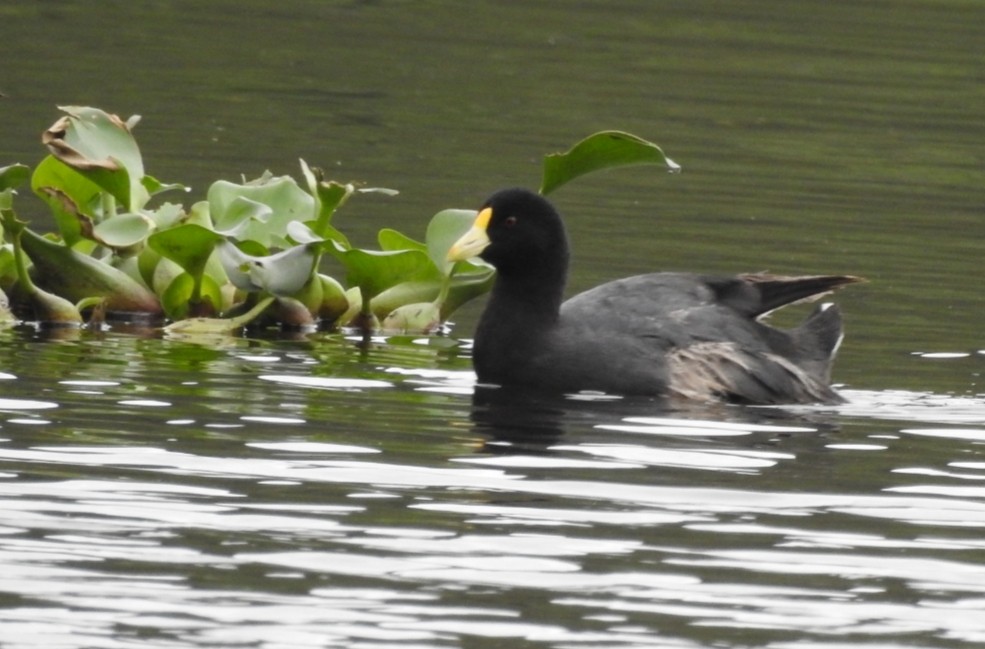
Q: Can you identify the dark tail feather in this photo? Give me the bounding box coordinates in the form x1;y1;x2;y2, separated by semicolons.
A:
793;302;845;383
741;273;863;317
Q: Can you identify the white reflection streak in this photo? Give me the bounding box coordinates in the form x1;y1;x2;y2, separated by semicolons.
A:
0;398;58;410
4;447;985;527
259;375;394;390
552;444;788;471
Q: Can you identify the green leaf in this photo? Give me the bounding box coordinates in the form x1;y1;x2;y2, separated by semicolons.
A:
0;164;30;191
160;272;196;320
370;281;437;319
378;228;426;253
148;223;225;281
1;212;83;325
331;243;431;306
42;106;149;210
18;226;161;314
367;210;492;323
31;155;103;246
150;202;230;297
92;212;154;249
371;269;494;322
300;160;352;233
207;173;314;248
31;156;163;253
212;196;273;237
540;130;681;195
141;174;187;199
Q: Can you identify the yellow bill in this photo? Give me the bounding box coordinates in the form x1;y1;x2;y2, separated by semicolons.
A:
446;207;493;261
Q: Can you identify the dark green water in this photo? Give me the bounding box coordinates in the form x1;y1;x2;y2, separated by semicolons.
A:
2;1;985;647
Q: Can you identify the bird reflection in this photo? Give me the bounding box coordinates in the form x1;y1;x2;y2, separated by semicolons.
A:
468;384;844;456
469;385;569;453
469;385;674;454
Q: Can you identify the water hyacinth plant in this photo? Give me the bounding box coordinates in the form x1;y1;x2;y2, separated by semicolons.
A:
0;106;678;334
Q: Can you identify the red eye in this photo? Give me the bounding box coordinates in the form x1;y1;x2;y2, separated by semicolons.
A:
504;216;517;227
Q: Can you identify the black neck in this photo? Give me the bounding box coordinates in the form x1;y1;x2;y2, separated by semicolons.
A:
486;254;568;323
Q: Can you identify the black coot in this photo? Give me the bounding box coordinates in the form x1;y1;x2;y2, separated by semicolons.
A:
448;188;861;404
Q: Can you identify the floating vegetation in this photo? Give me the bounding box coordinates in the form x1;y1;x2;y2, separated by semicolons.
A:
0;107;677;335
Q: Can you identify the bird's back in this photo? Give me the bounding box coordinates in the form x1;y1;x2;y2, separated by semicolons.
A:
558;272;859;403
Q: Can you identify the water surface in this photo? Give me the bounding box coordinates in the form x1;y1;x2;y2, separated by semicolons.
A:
3;328;985;648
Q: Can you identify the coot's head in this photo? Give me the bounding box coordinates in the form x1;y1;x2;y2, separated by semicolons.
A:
447;188;569;277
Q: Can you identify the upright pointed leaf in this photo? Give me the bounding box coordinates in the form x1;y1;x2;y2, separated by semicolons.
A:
540;130;681;195
300;160;352;238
